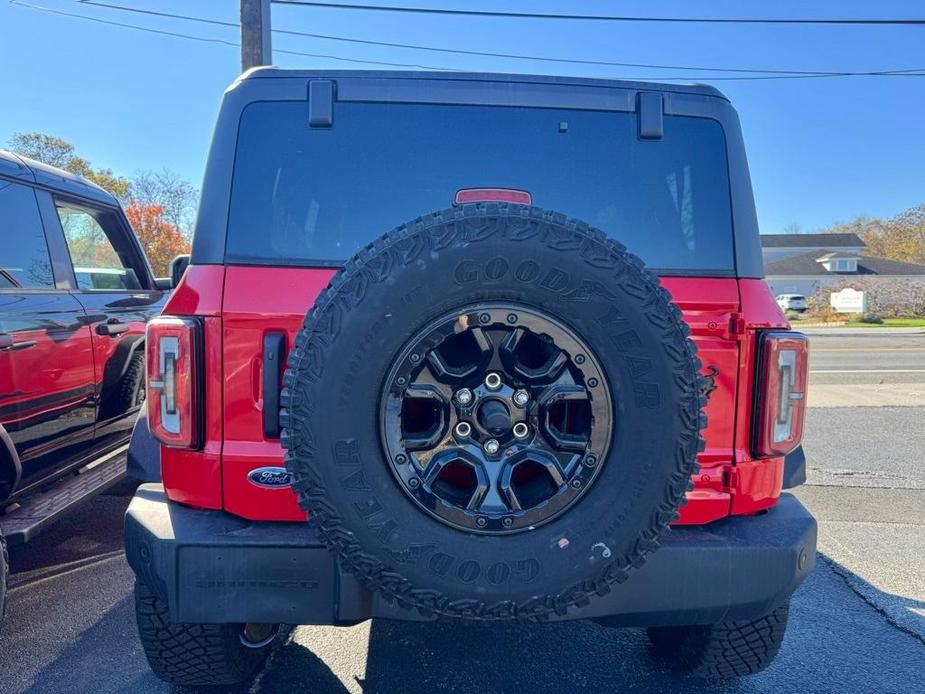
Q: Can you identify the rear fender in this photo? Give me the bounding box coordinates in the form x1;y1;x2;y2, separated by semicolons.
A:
100;335;145;398
0;424;22;500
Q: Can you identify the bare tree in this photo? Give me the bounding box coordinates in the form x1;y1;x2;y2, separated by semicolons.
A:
130;169;198;239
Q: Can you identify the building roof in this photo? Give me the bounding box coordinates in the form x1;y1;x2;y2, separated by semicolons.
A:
0;149;119;207
760;233;866;249
765;250;925;277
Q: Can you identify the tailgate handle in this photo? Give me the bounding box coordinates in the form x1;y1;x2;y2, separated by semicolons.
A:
262;333;287;439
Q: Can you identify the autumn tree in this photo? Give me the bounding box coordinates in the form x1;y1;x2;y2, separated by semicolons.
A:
821;204;925;265
9;132;131;201
822;205;925;265
8;132;200;269
125;202;191;276
131;169;198;238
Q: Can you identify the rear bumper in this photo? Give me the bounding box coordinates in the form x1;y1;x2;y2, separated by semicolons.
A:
125;484;816;627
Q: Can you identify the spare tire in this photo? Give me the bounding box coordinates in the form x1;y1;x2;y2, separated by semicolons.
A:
281;204;705;620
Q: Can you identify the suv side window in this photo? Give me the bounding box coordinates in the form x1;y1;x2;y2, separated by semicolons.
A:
56;201;142;290
0;180;55;289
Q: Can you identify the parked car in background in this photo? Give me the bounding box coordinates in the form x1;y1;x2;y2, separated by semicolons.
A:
0;150;169;627
125;70;815;685
776;294;808;312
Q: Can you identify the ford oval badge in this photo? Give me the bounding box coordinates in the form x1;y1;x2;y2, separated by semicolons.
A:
247;467;293;489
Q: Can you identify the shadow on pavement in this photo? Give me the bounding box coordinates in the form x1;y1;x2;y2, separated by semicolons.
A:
3;475;923;694
258;552;925;694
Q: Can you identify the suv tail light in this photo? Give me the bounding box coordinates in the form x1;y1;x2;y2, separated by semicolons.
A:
146;316;202;448
753;331;809;457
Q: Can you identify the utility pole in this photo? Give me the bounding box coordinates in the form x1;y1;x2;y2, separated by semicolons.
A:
241;0;272;72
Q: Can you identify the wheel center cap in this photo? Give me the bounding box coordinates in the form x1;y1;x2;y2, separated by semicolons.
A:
477;399;512;435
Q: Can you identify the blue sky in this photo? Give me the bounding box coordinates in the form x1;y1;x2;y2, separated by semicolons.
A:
1;0;923;233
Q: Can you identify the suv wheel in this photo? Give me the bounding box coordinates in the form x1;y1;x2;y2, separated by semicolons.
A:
100;352;146;419
134;582;279;687
281;204;706;620
647;601;790;677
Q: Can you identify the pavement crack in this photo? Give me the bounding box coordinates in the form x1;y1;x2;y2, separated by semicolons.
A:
248;624;295;694
819;554;925;647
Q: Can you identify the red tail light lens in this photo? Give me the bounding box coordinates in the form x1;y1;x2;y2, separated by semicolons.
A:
146;316;202;448
454;188;532;205
753;331;809;457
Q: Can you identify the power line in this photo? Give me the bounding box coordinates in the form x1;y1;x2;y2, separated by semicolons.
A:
271;1;925;26
11;1;459;70
74;1;925;80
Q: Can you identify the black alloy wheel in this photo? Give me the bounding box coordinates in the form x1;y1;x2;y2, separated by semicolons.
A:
381;303;612;534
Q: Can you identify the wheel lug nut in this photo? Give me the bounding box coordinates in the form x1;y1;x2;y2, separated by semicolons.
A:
455;422;472;438
455;388;474;406
502;517;514;528
476;516;488;527
512;389;529;407
484;438;500;456
409;477;421;488
512;422;530;439
485;372;502;391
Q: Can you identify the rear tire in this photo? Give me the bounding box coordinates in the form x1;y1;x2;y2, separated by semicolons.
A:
101;352;145;419
134;582;278;687
647;601;790;678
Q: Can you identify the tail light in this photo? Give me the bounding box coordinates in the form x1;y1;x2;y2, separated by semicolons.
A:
146;316;202;448
753;331;809;457
454;188;532;205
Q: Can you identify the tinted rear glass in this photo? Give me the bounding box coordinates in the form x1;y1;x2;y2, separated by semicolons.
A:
227;102;734;272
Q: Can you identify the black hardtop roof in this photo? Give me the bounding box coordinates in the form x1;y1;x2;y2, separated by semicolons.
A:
0;149;120;208
237;67;729;101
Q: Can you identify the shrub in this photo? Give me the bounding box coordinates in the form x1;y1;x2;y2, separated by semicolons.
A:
856;313;884;324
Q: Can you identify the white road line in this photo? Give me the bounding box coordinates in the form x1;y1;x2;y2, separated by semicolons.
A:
813;348;925;353
810;369;925;374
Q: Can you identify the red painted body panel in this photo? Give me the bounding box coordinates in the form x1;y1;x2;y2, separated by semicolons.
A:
220;266;336;520
661;278;740;524
160;266;794;525
159;268;225;509
727;279;791;516
162;265;225;317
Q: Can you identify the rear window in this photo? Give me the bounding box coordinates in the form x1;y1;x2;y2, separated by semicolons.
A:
226;102;734;273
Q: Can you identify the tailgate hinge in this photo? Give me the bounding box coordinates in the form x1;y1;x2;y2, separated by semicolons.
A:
723;465;740;492
725;312;747;341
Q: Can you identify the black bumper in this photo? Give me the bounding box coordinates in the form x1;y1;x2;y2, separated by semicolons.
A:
125;485;816;627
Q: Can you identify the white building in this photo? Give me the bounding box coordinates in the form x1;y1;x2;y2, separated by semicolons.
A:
761;233;925;298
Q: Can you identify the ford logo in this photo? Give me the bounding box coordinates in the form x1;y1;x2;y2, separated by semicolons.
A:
247;467;293;489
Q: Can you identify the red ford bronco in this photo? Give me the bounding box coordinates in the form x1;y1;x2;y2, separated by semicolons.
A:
125;69;815;685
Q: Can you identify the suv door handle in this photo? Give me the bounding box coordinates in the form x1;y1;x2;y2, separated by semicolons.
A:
96;322;130;337
0;333;37;351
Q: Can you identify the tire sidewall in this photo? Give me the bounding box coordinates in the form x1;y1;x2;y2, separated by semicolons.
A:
283;205;703;617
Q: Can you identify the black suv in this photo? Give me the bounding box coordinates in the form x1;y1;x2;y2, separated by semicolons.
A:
0;150;167;624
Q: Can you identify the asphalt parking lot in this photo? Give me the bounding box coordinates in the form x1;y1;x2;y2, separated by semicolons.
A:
1;328;923;694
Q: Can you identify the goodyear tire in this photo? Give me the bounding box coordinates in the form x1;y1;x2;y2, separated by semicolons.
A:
281;204;705;620
647;601;791;677
134;583;278;687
